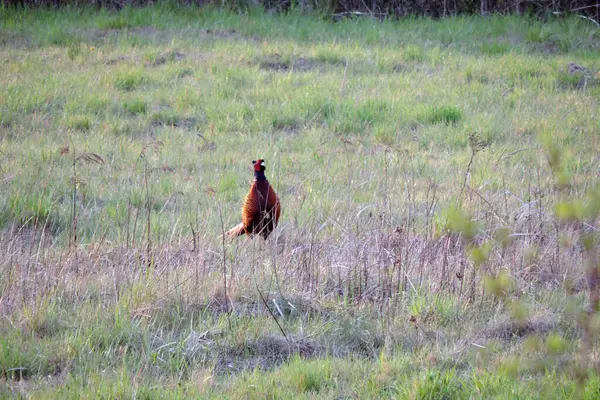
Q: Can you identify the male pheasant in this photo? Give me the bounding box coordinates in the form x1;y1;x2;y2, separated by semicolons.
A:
226;159;281;239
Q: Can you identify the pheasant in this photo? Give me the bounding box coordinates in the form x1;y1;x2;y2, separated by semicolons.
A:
226;159;281;239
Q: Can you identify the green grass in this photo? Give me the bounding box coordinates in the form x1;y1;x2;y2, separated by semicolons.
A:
122;98;148;115
1;4;599;398
114;70;147;91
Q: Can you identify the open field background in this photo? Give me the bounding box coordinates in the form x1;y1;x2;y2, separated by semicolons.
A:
1;5;600;398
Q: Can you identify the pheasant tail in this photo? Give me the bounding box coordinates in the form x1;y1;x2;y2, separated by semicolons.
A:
226;223;246;237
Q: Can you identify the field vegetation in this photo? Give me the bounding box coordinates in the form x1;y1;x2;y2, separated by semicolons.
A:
1;4;600;398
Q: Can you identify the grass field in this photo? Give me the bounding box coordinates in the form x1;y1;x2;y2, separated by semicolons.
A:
1;4;600;398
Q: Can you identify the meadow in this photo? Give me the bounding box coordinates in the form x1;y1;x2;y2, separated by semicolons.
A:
1;4;600;398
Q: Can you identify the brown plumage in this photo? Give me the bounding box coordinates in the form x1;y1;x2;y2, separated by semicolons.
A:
226;159;281;240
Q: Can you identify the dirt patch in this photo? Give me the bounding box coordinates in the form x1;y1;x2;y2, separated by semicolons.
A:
0;31;31;48
392;63;410;73
130;26;160;39
201;28;261;42
204;28;238;38
87;26;256;49
293;57;322;72
86;28;114;41
104;55;133;65
392;62;435;75
482;314;561;340
539;40;562;54
147;50;185;67
260;60;289;71
87;26;162;45
258;55;325;72
151;117;196;129
214;335;322;374
278;126;302;138
102;26;159;38
106;52;186;67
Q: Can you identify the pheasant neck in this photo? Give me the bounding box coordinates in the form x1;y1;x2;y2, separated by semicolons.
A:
254;171;267;181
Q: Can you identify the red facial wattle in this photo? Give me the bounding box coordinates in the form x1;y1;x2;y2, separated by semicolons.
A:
254;159;265;171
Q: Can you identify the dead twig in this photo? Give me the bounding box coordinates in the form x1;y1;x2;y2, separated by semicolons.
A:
256;284;289;343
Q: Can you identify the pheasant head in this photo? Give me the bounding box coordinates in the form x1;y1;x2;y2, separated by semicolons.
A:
252;159;267;180
253;159;266;170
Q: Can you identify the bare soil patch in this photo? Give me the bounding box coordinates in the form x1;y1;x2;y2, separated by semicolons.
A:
391;62;435;75
259;57;289;71
104;55;134;65
258;54;326;72
147;50;186;67
482;314;562;340
214;335;322;374
0;31;31;48
151;117;196;129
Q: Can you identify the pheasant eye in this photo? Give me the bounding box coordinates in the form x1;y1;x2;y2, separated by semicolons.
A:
252;160;257;164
